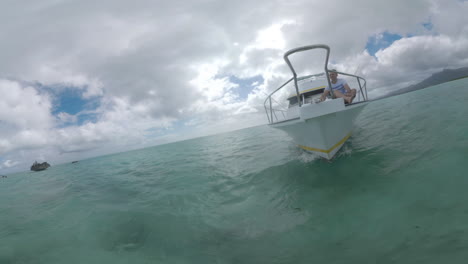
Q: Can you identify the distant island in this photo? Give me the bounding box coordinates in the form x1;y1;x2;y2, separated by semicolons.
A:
31;161;51;171
384;66;468;97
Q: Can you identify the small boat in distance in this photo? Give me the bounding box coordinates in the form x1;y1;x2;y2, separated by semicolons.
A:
264;44;369;159
30;161;51;171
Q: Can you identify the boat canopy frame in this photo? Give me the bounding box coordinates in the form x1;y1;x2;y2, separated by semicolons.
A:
264;44;368;124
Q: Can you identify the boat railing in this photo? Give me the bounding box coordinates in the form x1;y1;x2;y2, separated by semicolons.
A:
263;77;294;124
264;44;368;124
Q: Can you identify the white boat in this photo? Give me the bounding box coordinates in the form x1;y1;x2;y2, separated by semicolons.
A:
264;44;369;159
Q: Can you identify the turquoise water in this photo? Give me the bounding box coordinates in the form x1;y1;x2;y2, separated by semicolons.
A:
1;79;468;263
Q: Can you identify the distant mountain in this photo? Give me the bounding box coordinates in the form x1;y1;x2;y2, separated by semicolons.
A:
385;67;468;97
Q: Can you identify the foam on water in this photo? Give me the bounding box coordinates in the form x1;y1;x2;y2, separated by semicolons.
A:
1;78;468;263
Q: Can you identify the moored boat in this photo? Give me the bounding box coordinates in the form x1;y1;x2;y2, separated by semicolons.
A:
30;161;51;171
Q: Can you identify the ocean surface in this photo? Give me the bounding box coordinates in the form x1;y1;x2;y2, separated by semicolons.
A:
1;78;468;263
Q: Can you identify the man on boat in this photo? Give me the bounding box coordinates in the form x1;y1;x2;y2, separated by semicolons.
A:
320;69;356;104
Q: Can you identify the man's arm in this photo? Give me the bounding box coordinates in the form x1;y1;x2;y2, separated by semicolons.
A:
320;90;330;101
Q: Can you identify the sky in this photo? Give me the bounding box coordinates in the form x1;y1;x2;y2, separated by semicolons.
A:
1;0;468;174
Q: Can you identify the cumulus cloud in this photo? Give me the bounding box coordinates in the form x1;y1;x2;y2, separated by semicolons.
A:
1;160;19;169
1;0;468;173
337;34;468;97
0;80;54;154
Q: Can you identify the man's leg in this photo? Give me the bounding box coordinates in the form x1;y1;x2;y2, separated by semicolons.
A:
333;90;345;99
334;90;353;103
345;89;357;103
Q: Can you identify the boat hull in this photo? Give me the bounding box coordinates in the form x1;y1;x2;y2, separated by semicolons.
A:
271;101;367;159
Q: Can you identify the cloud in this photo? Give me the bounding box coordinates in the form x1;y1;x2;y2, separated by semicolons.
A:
0;80;54;154
339;34;468;97
1;160;19;169
0;80;53;130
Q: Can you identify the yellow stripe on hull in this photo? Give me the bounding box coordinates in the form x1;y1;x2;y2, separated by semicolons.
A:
298;132;351;154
